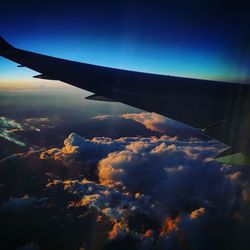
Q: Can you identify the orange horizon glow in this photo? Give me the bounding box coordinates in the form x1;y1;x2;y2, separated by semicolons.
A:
0;78;78;91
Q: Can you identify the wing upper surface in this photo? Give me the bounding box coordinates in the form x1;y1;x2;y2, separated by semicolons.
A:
1;37;250;155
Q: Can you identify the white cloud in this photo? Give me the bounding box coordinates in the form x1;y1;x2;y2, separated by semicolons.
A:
97;137;227;211
120;112;168;133
90;115;115;121
24;117;49;123
0;116;26;146
91;112;204;139
0;116;53;147
24;117;55;130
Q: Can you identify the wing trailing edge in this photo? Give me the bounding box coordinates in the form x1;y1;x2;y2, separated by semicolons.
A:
85;94;117;102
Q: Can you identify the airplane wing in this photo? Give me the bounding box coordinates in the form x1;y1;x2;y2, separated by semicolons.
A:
1;37;250;165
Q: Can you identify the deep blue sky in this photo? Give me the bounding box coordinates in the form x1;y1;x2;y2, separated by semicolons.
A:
1;0;250;84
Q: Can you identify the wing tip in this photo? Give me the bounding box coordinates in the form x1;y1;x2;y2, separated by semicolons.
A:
0;36;14;53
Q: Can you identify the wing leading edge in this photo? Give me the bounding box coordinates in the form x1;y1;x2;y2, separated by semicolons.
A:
1;37;250;163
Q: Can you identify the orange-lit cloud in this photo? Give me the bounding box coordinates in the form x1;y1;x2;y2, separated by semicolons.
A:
228;171;241;181
160;214;181;236
242;188;250;204
108;223;129;241
190;207;206;220
143;229;154;238
0;79;68;90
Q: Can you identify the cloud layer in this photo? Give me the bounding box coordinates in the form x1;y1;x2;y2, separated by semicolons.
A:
120;112;168;133
2;111;250;249
91;112;208;139
38;131;250;248
0;116;26;146
41;133;228;212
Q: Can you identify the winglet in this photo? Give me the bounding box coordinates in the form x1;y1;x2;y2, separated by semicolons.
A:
0;36;14;53
215;147;250;166
215;152;250;166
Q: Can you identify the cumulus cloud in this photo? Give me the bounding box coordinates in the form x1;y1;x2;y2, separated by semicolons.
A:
159;213;181;236
137;229;155;249
40;133;230;214
108;222;129;240
97;137;228;211
40;133;123;167
156;208;209;250
6;111;245;250
190;207;206;219
38;131;250;247
41;132;235;212
47;177;212;248
40;133;174;166
47;178;153;224
159;207;206;238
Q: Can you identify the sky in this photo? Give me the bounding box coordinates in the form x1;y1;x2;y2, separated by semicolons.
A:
1;0;250;87
1;2;250;248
